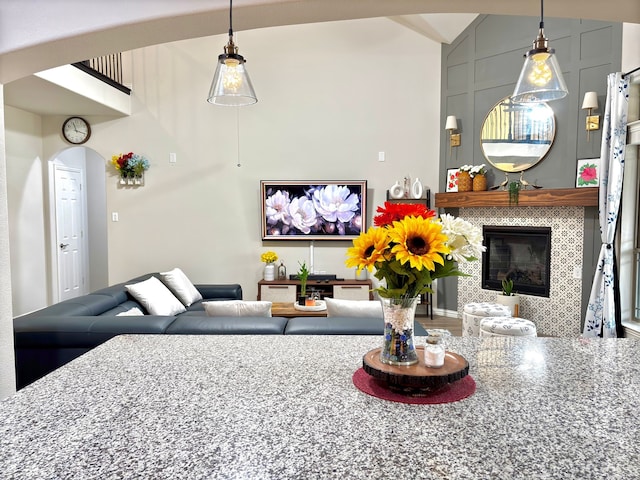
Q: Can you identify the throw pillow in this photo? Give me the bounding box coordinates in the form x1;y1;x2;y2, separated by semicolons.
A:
125;276;186;316
159;267;203;306
325;298;382;318
116;307;144;316
202;300;272;317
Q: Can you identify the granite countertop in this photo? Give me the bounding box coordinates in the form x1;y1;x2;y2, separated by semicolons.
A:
1;335;639;479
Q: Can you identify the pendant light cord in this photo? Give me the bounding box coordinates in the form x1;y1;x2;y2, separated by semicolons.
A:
539;0;544;30
229;0;234;36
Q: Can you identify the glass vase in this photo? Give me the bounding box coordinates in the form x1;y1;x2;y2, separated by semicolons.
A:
380;297;419;366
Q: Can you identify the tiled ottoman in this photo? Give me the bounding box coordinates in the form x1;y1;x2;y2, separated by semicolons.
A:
479;316;537;337
462;302;511;337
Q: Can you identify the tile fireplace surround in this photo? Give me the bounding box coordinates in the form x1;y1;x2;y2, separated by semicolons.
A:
456;206;585;337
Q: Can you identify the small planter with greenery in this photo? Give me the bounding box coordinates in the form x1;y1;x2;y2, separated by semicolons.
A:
297;261;310;305
496;278;520;316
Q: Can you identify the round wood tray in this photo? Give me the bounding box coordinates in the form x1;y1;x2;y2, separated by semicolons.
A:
293;300;326;312
362;346;469;394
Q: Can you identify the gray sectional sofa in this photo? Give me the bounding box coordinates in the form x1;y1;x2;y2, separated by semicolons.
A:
13;272;428;389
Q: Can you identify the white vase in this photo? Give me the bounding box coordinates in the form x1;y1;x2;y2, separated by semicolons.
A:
389;181;404;199
264;263;275;281
411;178;423;199
496;294;520;316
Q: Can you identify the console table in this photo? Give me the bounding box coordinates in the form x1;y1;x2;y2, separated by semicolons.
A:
1;335;639;479
258;278;373;302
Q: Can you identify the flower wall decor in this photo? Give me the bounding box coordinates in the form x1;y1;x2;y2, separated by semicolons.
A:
576;158;599;188
112;152;150;186
260;181;366;241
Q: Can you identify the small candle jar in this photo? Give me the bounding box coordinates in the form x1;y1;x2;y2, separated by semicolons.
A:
424;334;445;368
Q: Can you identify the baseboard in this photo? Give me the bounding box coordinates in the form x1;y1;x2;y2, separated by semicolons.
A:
623;324;640;339
432;308;460;318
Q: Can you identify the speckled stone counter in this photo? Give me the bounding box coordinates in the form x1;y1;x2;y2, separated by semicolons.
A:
1;335;639;479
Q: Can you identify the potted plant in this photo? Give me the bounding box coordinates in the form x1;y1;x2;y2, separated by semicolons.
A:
496;278;520;316
457;165;473;192
470;164;488;191
297;261;310;306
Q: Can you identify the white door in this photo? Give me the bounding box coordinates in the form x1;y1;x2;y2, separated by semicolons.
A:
54;165;87;301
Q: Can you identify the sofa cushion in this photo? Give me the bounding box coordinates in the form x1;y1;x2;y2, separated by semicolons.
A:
202;300;272;317
325;298;382;318
159;267;203;307
195;284;243;301
18;294;121;319
284;316;429;336
166;316;287;335
125;276;186;316
116;307;144;316
99;300;145;316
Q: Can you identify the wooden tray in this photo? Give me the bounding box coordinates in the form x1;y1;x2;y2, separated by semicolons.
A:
293;300;326;312
363;346;469;394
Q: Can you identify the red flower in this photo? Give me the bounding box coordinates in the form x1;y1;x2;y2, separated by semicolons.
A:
374;201;436;227
580;166;597;182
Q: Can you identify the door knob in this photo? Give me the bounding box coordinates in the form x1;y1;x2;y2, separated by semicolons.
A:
59;243;69;249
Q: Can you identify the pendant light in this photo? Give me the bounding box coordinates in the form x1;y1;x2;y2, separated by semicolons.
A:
207;0;257;106
511;0;567;103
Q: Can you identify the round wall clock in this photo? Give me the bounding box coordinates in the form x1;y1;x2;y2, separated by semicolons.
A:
62;116;91;144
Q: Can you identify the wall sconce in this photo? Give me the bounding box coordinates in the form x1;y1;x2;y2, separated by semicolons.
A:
445;115;461;154
581;92;599;141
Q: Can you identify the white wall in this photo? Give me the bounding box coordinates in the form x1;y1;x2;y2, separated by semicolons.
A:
0;86;17;398
8;18;441;303
5;106;48;314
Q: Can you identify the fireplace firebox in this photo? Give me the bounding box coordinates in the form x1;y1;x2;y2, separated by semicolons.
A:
481;226;551;297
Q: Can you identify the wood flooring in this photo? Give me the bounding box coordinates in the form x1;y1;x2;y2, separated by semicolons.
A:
416;314;462;336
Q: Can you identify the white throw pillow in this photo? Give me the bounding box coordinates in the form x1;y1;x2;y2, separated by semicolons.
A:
325;298;383;318
125;276;186;316
202;300;272;317
159;267;203;306
116;307;144;316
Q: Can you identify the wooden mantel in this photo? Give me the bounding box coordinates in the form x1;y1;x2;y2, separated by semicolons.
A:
434;188;598;208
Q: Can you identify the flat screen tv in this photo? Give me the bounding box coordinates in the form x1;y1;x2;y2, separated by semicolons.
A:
261;180;367;241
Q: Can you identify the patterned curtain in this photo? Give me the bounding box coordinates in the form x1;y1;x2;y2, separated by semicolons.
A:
583;73;629;338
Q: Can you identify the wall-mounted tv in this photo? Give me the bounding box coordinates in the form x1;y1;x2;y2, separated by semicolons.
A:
261;180;367;241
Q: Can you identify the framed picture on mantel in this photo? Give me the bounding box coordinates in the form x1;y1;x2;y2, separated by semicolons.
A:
576;158;600;188
446;168;459;192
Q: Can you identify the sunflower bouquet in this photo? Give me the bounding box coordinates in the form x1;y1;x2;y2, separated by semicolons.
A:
346;202;485;305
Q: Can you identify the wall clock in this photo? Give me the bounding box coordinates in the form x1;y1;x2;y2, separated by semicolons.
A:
62;116;91;144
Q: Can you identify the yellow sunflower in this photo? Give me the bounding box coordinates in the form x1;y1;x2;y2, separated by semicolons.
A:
346;226;391;272
388;216;450;271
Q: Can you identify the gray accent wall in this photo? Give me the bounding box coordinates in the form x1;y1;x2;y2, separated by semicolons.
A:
438;15;622;314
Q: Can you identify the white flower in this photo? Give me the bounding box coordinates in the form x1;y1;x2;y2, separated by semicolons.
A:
439;213;486;263
312;185;359;223
288;196;318;234
459;164;473;172
265;190;292;226
469;164;487;177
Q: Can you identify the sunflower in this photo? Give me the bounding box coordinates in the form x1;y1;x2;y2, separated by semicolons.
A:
388;216;450;271
346;226;391;272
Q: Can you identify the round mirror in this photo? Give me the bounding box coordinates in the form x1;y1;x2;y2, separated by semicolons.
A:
480;96;556;173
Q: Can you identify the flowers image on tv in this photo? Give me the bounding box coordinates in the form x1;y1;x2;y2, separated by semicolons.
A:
261;181;367;240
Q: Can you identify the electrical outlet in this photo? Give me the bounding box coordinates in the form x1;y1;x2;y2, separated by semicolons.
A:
112;212;119;222
378;152;385;162
572;266;582;279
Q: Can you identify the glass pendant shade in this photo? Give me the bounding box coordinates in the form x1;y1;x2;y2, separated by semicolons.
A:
512;47;567;103
207;53;257;106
